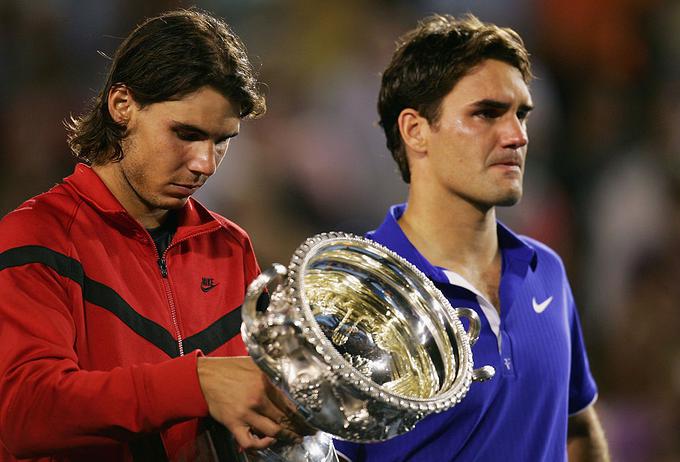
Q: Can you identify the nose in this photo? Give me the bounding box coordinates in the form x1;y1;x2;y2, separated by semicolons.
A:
501;115;528;150
186;141;218;177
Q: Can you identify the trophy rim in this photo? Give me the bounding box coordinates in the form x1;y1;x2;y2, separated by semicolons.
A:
286;231;475;414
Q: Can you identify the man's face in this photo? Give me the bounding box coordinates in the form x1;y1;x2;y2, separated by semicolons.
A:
114;86;240;220
421;59;532;209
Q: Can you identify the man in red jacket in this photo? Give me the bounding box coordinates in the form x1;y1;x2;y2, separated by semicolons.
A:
0;9;309;461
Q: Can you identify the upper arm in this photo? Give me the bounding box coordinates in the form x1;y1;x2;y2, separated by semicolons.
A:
564;282;598;415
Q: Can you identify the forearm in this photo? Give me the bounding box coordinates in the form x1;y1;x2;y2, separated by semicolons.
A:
0;352;207;458
0;262;208;457
567;405;610;462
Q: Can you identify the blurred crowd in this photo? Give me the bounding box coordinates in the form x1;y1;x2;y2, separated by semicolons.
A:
1;0;678;460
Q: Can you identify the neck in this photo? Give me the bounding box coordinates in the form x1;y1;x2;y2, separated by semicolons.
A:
398;188;499;277
92;162;169;229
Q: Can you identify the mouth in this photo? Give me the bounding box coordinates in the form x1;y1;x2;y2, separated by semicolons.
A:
168;183;202;196
488;154;523;172
492;162;521;170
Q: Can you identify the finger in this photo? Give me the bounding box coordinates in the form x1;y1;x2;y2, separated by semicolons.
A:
230;424;276;451
247;411;304;443
276;427;303;444
279;411;317;436
264;380;297;414
240;390;305;442
263;383;316;435
253;392;289;427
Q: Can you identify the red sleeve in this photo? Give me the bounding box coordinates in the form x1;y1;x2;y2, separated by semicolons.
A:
0;262;209;458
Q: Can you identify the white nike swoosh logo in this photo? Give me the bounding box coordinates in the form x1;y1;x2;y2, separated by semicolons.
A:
532;296;553;314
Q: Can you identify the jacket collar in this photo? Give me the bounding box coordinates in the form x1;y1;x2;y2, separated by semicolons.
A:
64;163;222;238
367;203;538;285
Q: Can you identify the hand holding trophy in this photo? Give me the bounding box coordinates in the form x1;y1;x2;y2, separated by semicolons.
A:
241;233;495;461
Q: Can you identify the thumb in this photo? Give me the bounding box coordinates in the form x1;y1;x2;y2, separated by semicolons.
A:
230;424;277;451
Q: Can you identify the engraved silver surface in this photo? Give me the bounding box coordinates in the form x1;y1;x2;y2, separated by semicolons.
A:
241;232;494;459
254;432;338;462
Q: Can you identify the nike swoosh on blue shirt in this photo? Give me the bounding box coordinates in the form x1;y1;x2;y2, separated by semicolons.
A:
532;295;553;314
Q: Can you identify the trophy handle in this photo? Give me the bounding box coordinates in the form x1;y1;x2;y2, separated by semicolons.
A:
453;308;495;382
243;263;288;321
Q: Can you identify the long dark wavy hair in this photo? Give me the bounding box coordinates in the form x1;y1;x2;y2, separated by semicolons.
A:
66;8;266;165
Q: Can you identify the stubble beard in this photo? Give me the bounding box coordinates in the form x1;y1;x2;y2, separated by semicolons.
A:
120;159;185;214
494;183;523;207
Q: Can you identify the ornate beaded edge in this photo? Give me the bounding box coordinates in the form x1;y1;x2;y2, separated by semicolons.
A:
286;231;475;414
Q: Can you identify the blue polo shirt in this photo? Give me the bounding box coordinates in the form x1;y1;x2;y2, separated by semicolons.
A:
334;204;597;462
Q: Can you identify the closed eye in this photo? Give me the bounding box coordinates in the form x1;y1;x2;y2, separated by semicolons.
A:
171;122;238;145
517;105;533;121
175;129;204;142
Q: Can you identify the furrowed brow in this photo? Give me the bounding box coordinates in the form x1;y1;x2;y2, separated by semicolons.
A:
471;99;511;111
171;121;239;141
471;99;534;114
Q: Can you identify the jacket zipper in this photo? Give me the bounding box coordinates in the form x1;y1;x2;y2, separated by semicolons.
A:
154;228;220;357
157;250;184;356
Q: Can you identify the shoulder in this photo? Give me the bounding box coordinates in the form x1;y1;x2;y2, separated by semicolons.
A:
1;184;81;252
204;210;259;276
206;209;254;250
184;198;254;249
519;234;560;259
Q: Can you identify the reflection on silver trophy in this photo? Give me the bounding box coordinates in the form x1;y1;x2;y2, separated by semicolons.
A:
241;233;495;461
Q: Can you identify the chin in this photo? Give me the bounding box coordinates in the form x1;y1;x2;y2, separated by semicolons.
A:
156;197;189;210
496;197;521;207
494;189;522;207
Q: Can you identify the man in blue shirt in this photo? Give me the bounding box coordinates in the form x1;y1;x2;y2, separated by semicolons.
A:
334;14;609;462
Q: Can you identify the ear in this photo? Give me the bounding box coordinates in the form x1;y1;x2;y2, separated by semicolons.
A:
397;108;430;156
107;84;136;126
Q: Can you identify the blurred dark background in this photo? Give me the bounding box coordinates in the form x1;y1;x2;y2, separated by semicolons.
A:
1;1;679;460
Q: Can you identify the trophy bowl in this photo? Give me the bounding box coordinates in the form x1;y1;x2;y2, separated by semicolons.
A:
241;232;494;458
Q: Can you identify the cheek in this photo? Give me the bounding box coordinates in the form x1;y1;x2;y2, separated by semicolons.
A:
450;117;477;136
434;119;481;155
215;140;231;165
154;137;191;169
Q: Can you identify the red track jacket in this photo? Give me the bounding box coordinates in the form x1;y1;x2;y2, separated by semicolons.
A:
0;164;257;461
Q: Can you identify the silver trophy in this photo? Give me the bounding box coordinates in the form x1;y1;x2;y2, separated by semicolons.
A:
241;233;494;461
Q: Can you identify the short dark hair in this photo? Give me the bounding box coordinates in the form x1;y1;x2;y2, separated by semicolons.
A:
66;8;266;165
378;14;532;183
